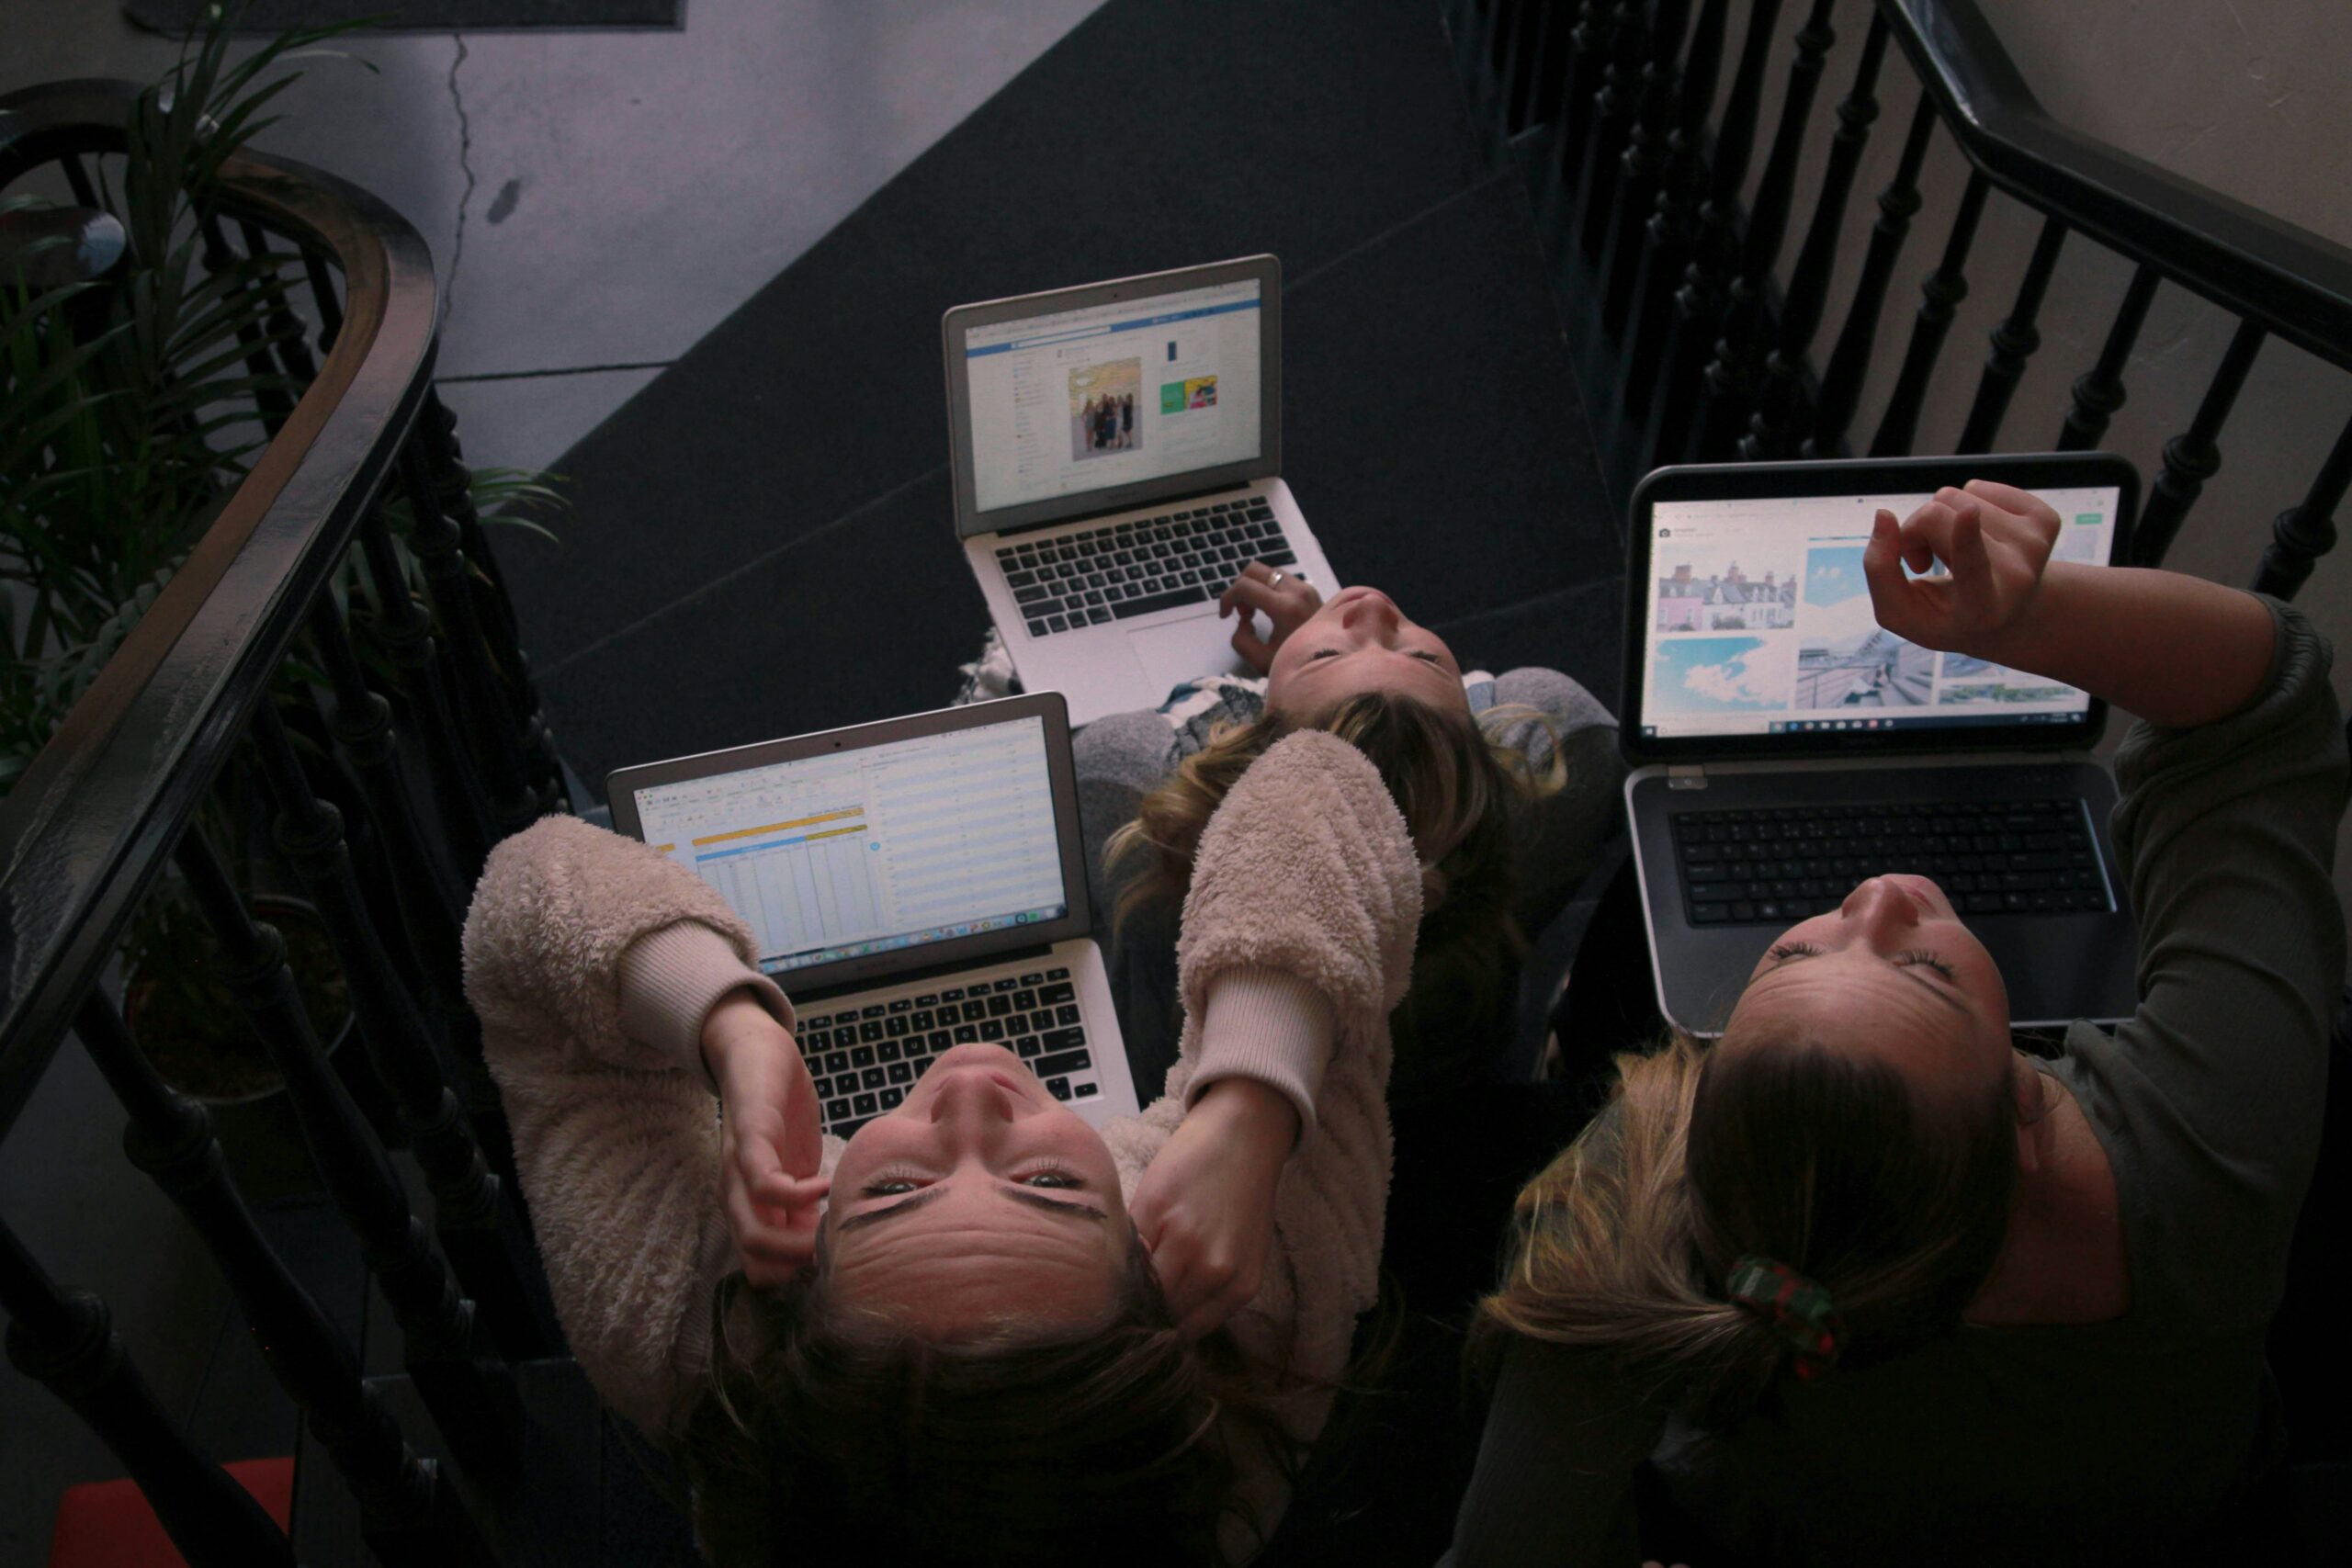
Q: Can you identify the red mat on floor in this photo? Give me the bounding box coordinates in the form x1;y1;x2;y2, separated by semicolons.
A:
48;1458;292;1567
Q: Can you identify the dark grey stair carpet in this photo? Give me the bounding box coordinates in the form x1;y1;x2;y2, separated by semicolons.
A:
493;0;1623;798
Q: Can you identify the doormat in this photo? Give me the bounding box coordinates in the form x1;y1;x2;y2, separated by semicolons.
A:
125;0;681;34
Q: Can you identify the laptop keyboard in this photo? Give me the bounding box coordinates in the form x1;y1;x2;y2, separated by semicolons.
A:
1672;797;2111;927
795;963;1099;1141
997;494;1295;639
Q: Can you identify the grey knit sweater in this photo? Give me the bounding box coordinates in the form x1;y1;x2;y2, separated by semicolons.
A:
464;730;1421;1551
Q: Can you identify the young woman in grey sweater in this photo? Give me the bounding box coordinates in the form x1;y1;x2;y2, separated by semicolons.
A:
1445;480;2346;1566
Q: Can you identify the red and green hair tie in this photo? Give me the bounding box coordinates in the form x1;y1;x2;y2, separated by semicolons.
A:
1725;1255;1847;1382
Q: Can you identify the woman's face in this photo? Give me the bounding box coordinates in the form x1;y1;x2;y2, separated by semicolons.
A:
824;1043;1129;1337
1264;587;1470;725
1724;874;2015;1106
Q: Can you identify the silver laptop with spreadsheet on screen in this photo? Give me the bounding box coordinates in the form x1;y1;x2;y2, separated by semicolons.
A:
606;694;1141;1140
1621;454;2143;1038
943;255;1343;726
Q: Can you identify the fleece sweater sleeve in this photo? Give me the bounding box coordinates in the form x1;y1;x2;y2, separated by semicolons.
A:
463;814;773;1437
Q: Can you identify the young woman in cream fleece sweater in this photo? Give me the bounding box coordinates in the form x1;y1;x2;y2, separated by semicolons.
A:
464;728;1423;1565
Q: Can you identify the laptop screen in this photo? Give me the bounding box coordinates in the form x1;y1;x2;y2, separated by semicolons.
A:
961;276;1265;516
1636;485;2122;742
628;713;1070;976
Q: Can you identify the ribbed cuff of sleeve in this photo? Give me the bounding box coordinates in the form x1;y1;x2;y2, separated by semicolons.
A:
617;920;797;1079
1186;964;1337;1139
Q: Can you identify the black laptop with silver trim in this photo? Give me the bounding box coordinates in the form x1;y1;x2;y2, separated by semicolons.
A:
1620;454;2142;1037
942;255;1343;726
607;694;1141;1138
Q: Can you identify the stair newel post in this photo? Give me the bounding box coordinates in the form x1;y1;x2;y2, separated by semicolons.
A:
0;1215;295;1568
1691;0;1838;461
1868;168;1991;457
1616;0;1727;423
246;702;560;1363
1801;95;1936;458
1534;2;1618;242
2055;264;2161;451
355;512;501;882
306;593;469;1021
1955;215;2069;454
1502;0;1554;135
71;993;503;1567
170;828;524;1487
1741;10;1889;460
1566;4;1649;271
236;220;321;389
396;444;539;843
1645;0;1782;471
1595;0;1695;339
2255;412;2352;600
2132;320;2267;567
416;392;568;818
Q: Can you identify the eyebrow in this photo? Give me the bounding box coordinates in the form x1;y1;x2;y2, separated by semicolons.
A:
1764;949;1971;1016
834;1181;1109;1233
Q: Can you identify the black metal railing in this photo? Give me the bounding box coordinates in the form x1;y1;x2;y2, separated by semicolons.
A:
1445;0;2352;602
1;81;572;1563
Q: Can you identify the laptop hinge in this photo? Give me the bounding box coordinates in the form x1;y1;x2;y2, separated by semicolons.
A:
786;942;1060;1006
1666;764;1708;791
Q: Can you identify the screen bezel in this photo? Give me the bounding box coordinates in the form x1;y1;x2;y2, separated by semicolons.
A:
605;693;1092;993
942;254;1283;539
1620;452;2141;766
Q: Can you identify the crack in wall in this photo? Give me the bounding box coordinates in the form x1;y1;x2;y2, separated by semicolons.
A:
443;30;478;329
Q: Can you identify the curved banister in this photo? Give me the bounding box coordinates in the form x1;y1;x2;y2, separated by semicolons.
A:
1884;0;2352;372
0;80;441;1136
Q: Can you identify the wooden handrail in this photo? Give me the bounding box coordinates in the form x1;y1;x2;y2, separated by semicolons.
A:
1883;0;2352;372
0;81;441;1137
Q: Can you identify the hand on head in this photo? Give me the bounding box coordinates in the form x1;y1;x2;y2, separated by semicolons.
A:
1863;480;2062;656
703;991;831;1290
1220;559;1324;671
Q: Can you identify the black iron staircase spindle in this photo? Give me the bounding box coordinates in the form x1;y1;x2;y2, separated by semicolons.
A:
2254;412;2352;599
2055;264;2161;451
1869;168;1991;457
1956;213;2068;454
2132;318;2267;567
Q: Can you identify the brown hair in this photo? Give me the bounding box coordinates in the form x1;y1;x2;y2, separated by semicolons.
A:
1104;691;1561;1084
1479;1028;2018;1424
677;1238;1309;1567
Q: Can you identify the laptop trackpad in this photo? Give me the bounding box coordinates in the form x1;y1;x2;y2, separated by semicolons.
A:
1129;615;1251;695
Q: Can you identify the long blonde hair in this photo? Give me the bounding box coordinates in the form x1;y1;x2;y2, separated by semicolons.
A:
1104;690;1562;1084
1479;1029;2018;1423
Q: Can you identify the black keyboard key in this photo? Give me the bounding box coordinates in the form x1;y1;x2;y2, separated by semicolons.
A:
986;994;1014;1018
1260;548;1297;567
826;1097;853;1122
962;1000;989;1022
1047;1077;1071;1100
887;1061;913;1085
820;1049;851;1077
941;987;966;1001
910;1010;934;1031
1012;988;1038;1012
861;1066;888;1089
876;1040;901;1063
1112;584;1210;619
853;1091;879;1115
1039;1027;1086;1053
1056;1003;1082;1027
1088;606;1112;625
1046;967;1069;979
1075;1082;1100;1099
850;1045;876;1068
1037;981;1076;1006
1035;1048;1092;1078
953;1023;979;1044
884;1016;908;1038
928;1030;952;1051
858;1021;884;1043
1026;619;1048;638
879;1086;905;1110
915;994;938;1007
979;1018;1006;1041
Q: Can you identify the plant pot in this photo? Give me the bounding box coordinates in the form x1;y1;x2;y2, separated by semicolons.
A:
124;894;392;1202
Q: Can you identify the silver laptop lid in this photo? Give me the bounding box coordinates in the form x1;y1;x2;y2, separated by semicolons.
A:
1620;454;2139;766
605;694;1094;995
941;255;1283;539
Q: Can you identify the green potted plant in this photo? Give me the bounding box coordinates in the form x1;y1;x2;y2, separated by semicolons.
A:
1;5;559;1181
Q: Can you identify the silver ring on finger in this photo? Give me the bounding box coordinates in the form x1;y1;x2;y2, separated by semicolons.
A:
1268;570;1285;586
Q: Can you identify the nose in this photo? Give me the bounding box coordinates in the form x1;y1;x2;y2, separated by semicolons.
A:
1841;875;1923;943
1339;591;1404;637
925;1066;1020;1132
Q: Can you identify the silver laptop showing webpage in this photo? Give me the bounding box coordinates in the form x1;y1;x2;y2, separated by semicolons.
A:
944;256;1342;725
1621;454;2142;1036
606;694;1140;1138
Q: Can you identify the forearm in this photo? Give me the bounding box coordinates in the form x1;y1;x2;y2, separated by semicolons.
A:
1977;564;2275;727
